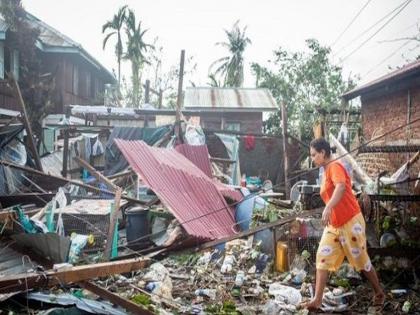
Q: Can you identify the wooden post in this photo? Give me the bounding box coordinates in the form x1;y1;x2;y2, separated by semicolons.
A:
158;89;163;109
11;76;43;172
62;106;71;178
104;187;122;261
175;50;185;141
145;79;150;104
281;104;290;199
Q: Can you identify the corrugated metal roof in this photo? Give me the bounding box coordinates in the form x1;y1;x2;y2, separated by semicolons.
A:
184;87;278;111
343;59;420;100
115;140;240;240
0;241;37;301
41;149;64;177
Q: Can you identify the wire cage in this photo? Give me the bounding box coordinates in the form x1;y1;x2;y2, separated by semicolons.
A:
278;218;324;267
53;199;116;250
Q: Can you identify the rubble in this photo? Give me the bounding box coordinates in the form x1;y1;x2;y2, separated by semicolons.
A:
0;88;418;314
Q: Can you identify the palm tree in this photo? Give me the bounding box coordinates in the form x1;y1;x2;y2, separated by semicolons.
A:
102;5;128;86
124;9;154;107
210;20;252;87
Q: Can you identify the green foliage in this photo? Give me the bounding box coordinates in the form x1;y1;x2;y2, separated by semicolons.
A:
251;39;358;143
205;300;241;315
131;293;152;306
123;9;154;107
102;5;128;86
210;20;251;87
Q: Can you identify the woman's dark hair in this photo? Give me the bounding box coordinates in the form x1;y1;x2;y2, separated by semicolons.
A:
310;138;331;157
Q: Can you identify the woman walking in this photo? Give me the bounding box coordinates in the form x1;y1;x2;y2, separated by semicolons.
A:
303;138;384;310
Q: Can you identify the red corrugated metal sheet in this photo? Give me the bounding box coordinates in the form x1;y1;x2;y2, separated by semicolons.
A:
115;140;240;240
175;144;243;202
175;144;213;177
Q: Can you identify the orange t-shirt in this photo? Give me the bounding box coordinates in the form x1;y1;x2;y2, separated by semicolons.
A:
320;161;360;227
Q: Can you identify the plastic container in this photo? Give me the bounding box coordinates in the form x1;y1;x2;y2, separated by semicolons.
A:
275;241;288;272
234;271;245;287
125;207;150;247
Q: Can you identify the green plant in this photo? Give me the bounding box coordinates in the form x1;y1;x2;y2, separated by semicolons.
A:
210;20;251;87
251;39;358;143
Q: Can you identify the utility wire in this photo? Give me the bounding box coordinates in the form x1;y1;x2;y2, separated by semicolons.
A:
1;117;419;262
333;0;411;57
362;40;412;77
331;0;373;48
339;0;413;63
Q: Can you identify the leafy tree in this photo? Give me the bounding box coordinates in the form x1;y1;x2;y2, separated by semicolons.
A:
210;20;251;87
102;5;127;87
251;39;357;143
0;0;55;139
124;9;153;107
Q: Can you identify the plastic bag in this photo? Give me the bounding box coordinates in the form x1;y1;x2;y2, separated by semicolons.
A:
268;283;302;306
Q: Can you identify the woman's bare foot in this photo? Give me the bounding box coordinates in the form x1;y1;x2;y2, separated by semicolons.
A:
373;292;385;306
300;298;322;310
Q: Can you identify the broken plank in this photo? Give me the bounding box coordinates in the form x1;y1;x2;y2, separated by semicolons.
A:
0;257;150;294
74;157;118;191
0;159;148;205
104;187;122;261
10;76;43;172
80;281;154;315
196;208;322;251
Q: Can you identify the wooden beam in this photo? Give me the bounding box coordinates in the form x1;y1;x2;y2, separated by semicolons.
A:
107;169;134;180
80;281;155;315
144;79;150;104
62;106;71;177
0;159;148;205
0;257;150;294
11;76;43;172
104;188;122;261
195;208;322;251
210;157;236;164
74;157;118;191
281;103;290;199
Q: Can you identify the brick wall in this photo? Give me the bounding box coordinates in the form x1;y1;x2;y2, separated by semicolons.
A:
362;86;420;142
358;85;420;177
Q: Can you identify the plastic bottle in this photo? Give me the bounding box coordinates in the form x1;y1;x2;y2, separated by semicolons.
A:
234;270;245;287
275;241;288;272
220;254;235;273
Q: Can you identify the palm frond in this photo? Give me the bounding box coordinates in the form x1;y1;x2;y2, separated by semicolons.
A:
103;31;116;49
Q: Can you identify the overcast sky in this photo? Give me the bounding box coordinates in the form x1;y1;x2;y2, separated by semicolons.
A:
24;0;420;88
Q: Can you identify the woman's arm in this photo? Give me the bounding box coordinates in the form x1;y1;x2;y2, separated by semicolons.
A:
322;182;345;225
